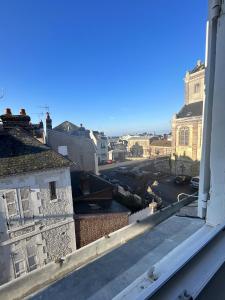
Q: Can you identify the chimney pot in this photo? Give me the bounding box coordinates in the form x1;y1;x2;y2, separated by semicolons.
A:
5;108;12;115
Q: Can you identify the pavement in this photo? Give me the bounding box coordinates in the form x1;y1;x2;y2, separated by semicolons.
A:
30;215;204;300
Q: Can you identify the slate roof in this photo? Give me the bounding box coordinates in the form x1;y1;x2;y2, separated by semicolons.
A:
54;121;79;132
150;140;172;147
176;101;203;119
0;127;71;177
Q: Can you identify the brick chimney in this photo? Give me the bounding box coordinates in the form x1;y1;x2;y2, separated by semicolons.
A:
0;108;31;129
46;112;52;130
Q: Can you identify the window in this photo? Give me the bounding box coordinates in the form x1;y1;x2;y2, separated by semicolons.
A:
12;248;26;278
194;83;200;93
4;190;20;228
179;127;189;146
26;244;38;271
49;181;57;200
20;188;33;224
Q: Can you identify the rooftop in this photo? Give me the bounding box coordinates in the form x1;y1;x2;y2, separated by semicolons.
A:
30;214;204;300
176;101;203;119
150;140;172;147
53;121;80;132
189;61;205;74
0;127;70;177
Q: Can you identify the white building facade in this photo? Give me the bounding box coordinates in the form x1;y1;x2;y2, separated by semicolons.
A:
0;123;76;285
90;131;108;164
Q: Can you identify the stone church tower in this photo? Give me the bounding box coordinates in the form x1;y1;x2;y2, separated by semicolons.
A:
171;60;205;176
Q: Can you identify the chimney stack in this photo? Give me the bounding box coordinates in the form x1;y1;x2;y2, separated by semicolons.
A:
5;108;12;115
0;108;31;129
46;112;52;130
20;108;26;116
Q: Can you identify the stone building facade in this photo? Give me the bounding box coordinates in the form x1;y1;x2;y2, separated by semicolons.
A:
0;114;76;285
171;61;205;176
127;137;151;158
149;140;172;157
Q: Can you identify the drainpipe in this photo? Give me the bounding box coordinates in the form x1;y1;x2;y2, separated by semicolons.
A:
198;0;221;218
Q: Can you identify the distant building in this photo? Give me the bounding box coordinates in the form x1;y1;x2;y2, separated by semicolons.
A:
149;140;172;157
108;149;126;162
90;131;108;164
71;172;130;248
0;111;76;285
47;120;98;174
171;60;205;176
127;136;159;158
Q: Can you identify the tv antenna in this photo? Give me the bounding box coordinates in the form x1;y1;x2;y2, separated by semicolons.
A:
31;112;44;121
38;105;50;113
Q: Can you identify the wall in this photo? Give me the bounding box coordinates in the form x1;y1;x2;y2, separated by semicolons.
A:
47;129;98;174
75;213;128;248
0;168;76;285
129;207;151;224
171;116;202;176
185;68;205;105
150;146;172;157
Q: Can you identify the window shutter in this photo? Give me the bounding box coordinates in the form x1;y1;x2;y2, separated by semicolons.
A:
4;190;20;228
20;188;33;223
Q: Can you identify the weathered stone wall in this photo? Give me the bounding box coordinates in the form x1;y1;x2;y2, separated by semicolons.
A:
75;213;128;248
0;168;76;285
185;68;205;105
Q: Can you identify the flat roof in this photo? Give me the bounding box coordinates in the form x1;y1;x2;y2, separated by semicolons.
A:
31;215;204;300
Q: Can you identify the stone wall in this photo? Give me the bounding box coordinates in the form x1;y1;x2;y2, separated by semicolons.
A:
171;116;202;176
75;213;129;248
0;168;76;284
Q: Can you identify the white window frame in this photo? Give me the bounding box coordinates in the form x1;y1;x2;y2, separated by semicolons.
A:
12;247;26;278
4;189;21;229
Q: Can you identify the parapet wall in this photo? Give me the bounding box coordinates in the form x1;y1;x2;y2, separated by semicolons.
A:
0;195;195;300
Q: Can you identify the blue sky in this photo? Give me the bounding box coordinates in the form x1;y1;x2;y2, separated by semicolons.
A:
0;0;207;136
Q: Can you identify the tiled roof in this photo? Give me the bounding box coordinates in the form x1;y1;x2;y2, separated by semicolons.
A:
176;101;203;119
150;140;172;147
0;128;71;177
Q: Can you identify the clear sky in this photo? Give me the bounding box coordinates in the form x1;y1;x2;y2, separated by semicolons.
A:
0;0;208;136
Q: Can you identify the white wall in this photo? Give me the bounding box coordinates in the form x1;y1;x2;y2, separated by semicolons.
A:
48;129;98;174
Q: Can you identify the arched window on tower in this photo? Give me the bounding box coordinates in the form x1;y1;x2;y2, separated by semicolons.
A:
179;127;189;146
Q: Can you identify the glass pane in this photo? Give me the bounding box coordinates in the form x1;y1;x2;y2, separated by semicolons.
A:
26;245;35;256
5;191;16;204
28;256;36;267
7;203;17;216
22;199;29;211
20;188;29;200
